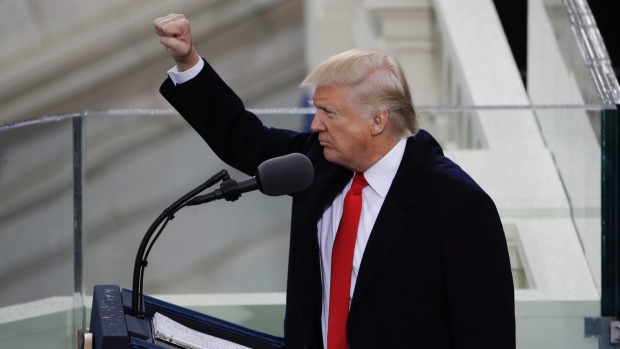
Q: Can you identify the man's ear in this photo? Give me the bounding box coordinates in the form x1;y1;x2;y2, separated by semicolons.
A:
370;110;390;136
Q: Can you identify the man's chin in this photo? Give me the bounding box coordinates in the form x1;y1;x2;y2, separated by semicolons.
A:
323;149;345;168
322;149;338;164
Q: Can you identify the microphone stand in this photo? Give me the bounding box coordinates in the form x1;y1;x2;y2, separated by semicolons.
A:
131;169;230;318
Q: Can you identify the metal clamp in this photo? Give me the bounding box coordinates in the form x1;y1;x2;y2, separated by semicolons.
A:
612;321;620;344
585;317;620;348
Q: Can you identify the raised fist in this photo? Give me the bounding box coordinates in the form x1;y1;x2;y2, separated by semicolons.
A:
154;13;200;71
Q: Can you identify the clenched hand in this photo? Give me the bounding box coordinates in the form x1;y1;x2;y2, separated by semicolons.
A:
154;14;200;71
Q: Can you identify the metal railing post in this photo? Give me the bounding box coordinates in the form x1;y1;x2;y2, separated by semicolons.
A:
72;115;87;346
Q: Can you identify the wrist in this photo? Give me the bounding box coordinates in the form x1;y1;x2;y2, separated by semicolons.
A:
168;57;204;85
176;49;200;72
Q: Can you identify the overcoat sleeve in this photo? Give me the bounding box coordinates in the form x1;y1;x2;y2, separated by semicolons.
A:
160;58;313;176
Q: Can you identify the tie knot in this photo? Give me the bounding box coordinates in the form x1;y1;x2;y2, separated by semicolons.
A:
350;172;368;193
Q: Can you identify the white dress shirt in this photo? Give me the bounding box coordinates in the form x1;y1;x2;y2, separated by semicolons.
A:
318;137;407;348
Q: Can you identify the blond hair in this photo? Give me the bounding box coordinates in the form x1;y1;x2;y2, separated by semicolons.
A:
301;49;419;136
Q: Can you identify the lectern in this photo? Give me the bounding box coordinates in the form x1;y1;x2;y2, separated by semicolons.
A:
86;285;285;349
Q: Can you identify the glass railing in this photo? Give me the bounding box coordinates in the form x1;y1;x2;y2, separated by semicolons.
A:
0;116;80;348
531;0;620;335
0;103;616;349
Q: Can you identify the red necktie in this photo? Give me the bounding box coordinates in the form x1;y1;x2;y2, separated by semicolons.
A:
328;172;368;349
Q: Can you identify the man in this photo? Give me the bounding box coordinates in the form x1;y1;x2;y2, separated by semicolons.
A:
154;13;515;349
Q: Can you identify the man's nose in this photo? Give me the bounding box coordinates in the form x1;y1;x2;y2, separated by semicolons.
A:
310;114;324;132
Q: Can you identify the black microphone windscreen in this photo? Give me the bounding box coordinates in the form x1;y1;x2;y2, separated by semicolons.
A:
256;153;314;196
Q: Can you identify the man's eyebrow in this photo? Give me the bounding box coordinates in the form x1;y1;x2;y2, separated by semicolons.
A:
313;103;326;110
312;101;330;110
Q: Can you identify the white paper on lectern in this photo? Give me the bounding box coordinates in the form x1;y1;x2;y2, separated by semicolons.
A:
152;312;250;349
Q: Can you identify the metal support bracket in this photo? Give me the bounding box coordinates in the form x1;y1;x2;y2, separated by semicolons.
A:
585;317;620;348
612;321;620;345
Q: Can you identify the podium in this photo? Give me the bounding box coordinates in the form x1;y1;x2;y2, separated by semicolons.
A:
87;285;285;349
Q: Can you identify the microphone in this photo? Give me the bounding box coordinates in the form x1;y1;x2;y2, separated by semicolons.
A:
186;153;314;205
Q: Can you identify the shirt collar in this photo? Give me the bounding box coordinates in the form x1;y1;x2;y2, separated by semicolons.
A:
362;137;407;199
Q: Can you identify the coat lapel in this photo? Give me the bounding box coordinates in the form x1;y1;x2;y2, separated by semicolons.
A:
350;133;431;309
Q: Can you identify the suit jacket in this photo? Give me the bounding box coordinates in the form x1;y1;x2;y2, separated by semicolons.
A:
161;59;515;349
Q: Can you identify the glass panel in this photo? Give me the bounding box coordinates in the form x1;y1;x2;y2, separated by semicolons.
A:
425;106;601;349
80;110;307;301
535;106;603;287
0;104;608;347
529;0;620;330
0;117;77;348
77;105;601;348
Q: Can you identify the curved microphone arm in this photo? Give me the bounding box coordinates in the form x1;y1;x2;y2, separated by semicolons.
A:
131;169;230;318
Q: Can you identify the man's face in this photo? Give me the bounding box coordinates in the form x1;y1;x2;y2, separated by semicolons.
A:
310;84;374;172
